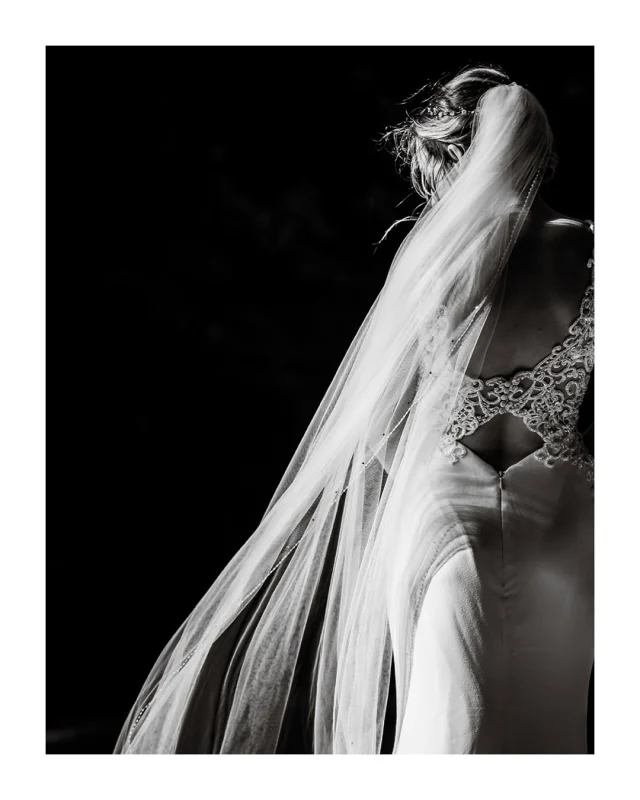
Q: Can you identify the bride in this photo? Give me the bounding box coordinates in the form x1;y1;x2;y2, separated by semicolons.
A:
115;65;594;755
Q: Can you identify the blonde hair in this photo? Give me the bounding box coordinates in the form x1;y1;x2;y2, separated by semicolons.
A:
382;65;558;205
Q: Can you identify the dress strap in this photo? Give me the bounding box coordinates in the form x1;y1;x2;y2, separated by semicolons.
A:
584;219;594;282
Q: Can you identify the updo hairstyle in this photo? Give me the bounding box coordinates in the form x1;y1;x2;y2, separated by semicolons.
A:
383;65;558;202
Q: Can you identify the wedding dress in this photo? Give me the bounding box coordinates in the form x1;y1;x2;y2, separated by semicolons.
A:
114;83;593;755
396;234;594;753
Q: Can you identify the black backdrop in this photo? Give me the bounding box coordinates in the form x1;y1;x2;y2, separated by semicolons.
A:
46;45;594;753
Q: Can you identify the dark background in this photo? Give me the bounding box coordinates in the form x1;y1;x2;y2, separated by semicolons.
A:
47;45;594;754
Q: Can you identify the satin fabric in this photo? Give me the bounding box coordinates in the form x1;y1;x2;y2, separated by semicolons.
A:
395;445;593;754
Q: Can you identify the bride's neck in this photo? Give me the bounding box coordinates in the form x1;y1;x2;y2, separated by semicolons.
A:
528;194;555;221
518;194;558;234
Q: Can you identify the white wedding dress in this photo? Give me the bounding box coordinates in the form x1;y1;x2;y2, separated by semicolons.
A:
114;87;591;756
395;228;594;754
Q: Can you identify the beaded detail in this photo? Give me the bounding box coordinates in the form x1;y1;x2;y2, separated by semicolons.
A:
440;232;594;483
424;106;475;118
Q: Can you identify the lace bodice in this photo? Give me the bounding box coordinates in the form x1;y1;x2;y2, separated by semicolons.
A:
440;224;594;483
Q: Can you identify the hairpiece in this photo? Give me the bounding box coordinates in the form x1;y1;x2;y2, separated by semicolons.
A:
424;106;476;118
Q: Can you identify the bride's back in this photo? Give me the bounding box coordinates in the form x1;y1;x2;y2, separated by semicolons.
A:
460;213;594;471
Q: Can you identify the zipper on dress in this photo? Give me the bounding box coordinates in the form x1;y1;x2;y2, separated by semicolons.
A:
498;469;504;489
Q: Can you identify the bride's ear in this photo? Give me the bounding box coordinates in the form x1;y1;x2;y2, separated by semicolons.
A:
447;144;463;162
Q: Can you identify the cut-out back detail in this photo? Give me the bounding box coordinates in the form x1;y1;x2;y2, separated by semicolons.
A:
440;221;594;484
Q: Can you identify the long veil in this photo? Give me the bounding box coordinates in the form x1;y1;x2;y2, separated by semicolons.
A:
115;83;554;754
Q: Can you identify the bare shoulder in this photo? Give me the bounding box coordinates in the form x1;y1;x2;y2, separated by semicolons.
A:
516;211;593;266
543;214;593;245
538;214;594;278
541;216;594;310
545;210;592;238
510;210;593;308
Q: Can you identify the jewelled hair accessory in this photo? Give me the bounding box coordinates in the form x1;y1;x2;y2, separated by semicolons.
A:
424;106;476;118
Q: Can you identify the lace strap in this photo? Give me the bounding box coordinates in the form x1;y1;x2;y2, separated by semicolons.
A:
585;219;594;282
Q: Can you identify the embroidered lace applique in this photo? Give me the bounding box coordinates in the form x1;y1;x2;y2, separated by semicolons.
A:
440;228;594;484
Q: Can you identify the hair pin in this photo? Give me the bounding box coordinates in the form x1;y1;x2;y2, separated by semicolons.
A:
424;106;476;118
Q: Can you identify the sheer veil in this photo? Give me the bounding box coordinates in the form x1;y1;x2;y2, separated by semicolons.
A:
115;82;554;754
